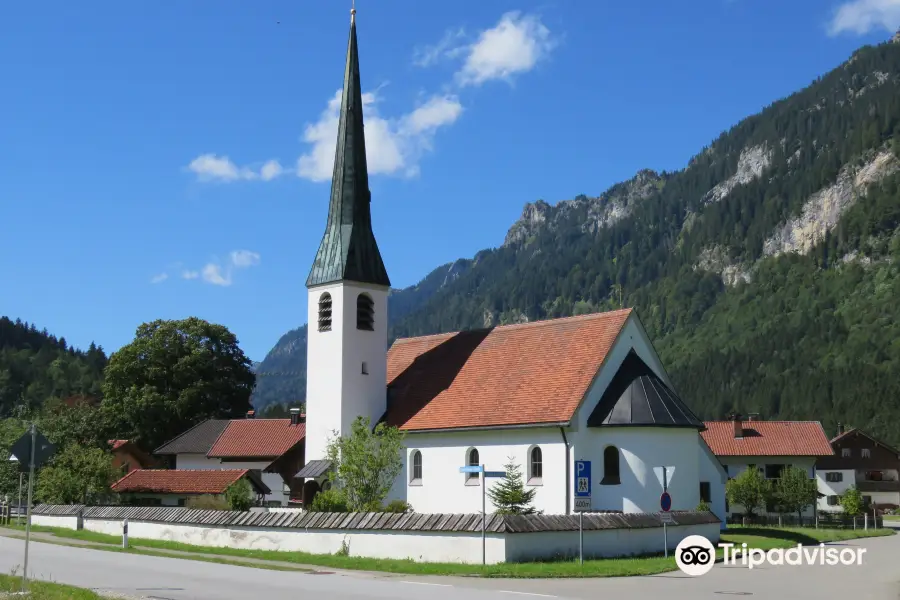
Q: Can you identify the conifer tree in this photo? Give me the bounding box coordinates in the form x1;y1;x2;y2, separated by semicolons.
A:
487;457;537;515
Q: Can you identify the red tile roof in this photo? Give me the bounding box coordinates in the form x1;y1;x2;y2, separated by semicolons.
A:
207;419;306;458
701;421;834;457
111;469;249;495
384;309;632;431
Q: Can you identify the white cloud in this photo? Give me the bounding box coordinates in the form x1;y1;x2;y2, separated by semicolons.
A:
181;270;199;280
202;263;232;287
230;250;261;268
187;154;286;183
296;90;462;182
412;27;467;67
150;273;168;284
828;0;900;35
456;12;555;87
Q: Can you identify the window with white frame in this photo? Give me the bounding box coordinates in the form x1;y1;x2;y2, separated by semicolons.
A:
825;472;843;483
528;446;543;484
827;495;839;506
409;450;422;484
466;448;480;484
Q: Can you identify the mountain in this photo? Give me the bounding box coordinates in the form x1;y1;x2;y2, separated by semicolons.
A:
0;316;108;417
254;33;900;445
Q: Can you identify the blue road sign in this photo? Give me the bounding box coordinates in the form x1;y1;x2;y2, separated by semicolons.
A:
484;471;506;478
574;460;591;497
459;465;484;474
660;491;672;512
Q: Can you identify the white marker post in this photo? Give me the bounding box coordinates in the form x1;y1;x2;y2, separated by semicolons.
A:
481;464;486;566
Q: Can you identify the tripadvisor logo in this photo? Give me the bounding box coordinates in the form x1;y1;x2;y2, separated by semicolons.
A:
675;535;867;576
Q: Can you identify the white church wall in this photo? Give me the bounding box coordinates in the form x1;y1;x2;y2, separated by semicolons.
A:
698;442;728;529
394;428;567;515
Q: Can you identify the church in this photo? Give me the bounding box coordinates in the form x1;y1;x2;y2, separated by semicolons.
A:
296;8;726;520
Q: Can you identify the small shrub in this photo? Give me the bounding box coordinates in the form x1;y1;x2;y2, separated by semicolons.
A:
308;488;349;513
335;536;350;556
696;501;712;512
186;494;229;510
225;478;253;512
383;500;413;513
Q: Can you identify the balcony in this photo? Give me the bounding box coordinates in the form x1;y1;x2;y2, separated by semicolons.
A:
856;480;900;493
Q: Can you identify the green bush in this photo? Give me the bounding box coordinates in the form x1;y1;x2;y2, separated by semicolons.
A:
383;500;413;513
225;478;253;511
308;488;349;513
696;501;712;512
185;494;229;510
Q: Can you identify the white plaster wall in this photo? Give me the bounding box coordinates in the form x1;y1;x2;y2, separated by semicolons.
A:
817;469;855;512
719;457;818;516
175;454;219;469
394;428;567;515
698;442;728;528
34;514;720;565
504;522;721;562
31;515;78;529
305;282;388;465
865;491;900;506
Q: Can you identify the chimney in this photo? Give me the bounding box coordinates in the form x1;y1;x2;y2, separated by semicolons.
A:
246;410;255;419
290;407;301;426
732;413;743;439
837;422;844;436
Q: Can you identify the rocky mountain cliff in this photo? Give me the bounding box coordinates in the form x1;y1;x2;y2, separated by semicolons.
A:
253;33;900;445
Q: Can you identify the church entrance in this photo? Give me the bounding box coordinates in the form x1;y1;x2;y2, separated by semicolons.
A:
302;480;321;508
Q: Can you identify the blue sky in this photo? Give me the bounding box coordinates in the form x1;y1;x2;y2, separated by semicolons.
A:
1;0;898;361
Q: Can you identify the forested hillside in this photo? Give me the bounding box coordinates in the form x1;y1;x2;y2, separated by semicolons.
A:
257;34;900;445
0;316;107;417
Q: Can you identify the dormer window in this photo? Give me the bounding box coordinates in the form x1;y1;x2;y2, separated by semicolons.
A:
357;294;374;331
318;293;332;332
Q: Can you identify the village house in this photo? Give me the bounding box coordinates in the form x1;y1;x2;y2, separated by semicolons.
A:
816;425;900;513
108;439;157;475
294;6;726;520
152;409;306;506
701;416;833;519
110;468;269;507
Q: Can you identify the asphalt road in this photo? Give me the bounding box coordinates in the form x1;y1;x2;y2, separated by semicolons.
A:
0;531;898;600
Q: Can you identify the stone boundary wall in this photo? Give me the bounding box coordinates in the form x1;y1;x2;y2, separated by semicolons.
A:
31;504;719;533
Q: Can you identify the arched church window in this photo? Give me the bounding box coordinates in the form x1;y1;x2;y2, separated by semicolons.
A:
410;450;423;483
318;293;332;332
529;446;543;483
602;445;621;485
466;448;480;481
357;293;374;331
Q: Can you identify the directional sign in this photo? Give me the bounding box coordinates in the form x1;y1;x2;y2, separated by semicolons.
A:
459;465;484;474
9;430;55;472
484;471;506;478
659;511;675;524
660;491;672;512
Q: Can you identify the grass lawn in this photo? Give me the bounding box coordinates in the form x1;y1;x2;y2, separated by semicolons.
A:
882;515;900;521
0;572;105;599
2;523;893;579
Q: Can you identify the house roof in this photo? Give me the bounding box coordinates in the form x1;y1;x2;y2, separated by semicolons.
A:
208;419;306;459
587;351;704;429
383;309;632;432
108;439;156;468
110;469;271;496
701;421;834;457
154;419;229;455
830;428;900;454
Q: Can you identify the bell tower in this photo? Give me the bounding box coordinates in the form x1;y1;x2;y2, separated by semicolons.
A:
304;6;390;465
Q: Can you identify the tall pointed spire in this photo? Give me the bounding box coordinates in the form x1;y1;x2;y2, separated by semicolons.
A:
306;6;390;289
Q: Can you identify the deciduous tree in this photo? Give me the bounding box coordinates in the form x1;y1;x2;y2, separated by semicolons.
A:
774;466;817;521
35;444;118;505
725;466;772;518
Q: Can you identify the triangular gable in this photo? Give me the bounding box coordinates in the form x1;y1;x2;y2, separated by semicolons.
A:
831;428;900;457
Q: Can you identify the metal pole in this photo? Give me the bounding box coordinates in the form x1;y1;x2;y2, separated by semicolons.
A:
481;465;486;566
22;424;36;593
579;511;584;564
123;519;129;548
662;467;668;558
17;472;23;526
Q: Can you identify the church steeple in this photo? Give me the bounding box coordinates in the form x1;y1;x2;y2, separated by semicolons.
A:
306;7;390;289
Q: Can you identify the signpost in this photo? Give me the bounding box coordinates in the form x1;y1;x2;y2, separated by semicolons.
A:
574;460;591;564
658;466;671;558
460;464;486;565
9;424;56;593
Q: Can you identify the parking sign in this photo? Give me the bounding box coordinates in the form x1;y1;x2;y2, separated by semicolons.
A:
574;460;591;512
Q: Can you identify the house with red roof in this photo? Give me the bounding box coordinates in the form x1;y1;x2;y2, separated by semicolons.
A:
816;425;900;513
292;10;728;525
108;439;157;475
701;415;833;519
152;409;305;506
111;468;270;507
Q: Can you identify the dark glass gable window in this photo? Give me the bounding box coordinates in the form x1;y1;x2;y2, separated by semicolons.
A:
699;481;711;503
601;446;620;485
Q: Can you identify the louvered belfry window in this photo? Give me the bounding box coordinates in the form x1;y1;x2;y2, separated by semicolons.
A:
318;293;333;332
357;293;374;331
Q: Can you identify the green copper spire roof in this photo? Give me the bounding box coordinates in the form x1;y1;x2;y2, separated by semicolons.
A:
306;8;390;289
